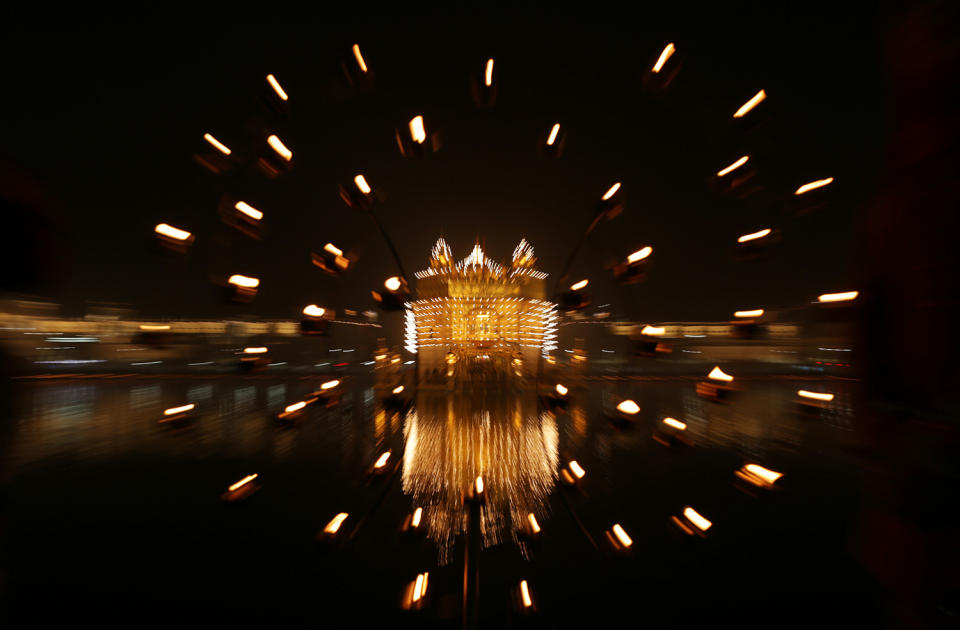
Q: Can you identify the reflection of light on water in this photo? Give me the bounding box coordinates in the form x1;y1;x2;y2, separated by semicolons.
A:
401;392;558;564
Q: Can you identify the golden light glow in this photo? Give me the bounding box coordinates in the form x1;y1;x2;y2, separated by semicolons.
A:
798;390;834;401
520;580;533;608
409;115;426;144
795;177;834;195
628;247;652;263
320;379;340;390
717;155;749;177
228;274;260;288
354;174;371;194
616;399;640;415
154;223;192;241
641;325;665;336
555;384;568;396
743;463;783;485
267;134;292;161
602;182;621;200
243;347;268;354
303;304;325;317
818;290;858;303
140;324;171;331
228;474;257;492
324;512;349;534
412;507;423;528
284;401;307;414
234;201;263;221
652;42;675;73
570;279;589;291
164;404;195;416
352;44;368;73
568;460;586;479
412;572;429;602
484;58;494;87
203;133;231;155
393;385;405;395
323;242;343;257
734;309;764;318
738;228;771;243
475;475;484;495
385;276;402;291
612;523;633;547
733;90;766;118
266;74;288;101
662;417;686;430
683;507;712;531
527;513;540;534
374;451;391;468
707;366;734;382
546;123;560;146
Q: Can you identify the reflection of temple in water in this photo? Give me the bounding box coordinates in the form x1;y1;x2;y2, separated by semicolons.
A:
407;238;558;386
401;390;558;564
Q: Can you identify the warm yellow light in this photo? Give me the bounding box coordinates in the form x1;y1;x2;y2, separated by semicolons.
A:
320;379;340;390
284;401;307;414
641;325;665;336
612;523;633;547
683;507;712;531
708;366;733;382
228;274;260;289
324;512;349;534
546;123;560;146
267;134;292;161
243;347;268;354
140;324;171;331
374;451;391;468
411;572;429;602
798;390;834;401
164;403;195;416
354;174;371;194
203;133;231;155
818;291;858;303
228;474;257;492
652;43;675;73
628;247;652;263
475;476;484;495
484;58;494;87
616;399;640;415
717;155;749;177
303;304;325;317
392;385;404;395
570;279;588;291
738;228;771;243
266;74;288;101
744;464;783;485
323;242;343;257
663;417;686;430
555;383;568;396
412;507;423;527
352;44;368;73
795;177;834;195
385;276;402;291
520;580;533;608
409;115;426;144
527;513;540;534
734;309;764;318
602;182;621;200
154;223;191;241
569;460;586;479
733;90;766;118
234;201;263;221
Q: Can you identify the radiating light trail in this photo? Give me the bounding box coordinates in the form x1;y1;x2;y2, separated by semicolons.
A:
164;404;195;416
352;44;368;73
717;155;749;176
818;291;858;303
266;74;288;101
570;279;588;291
203;133;231;155
733;90;766;118
652;43;675;73
267;134;292;161
602;182;621;200
546;123;560;146
798;390;834;401
228;474;257;492
738;228;771;243
628;247;652;263
683;507;712;531
484;58;494;86
662;417;686;430
795;177;834;195
354;174;371;194
734;309;764;318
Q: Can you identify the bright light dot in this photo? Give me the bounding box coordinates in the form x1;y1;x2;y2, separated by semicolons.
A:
570;279;588;291
374;451;391;468
708;366;734;382
284;401;307;413
323;242;343;256
475;476;484;494
616;399;640;415
641;325;665;336
662;417;686;430
392;385;404;394
527;513;540;534
568;460;586;479
555;383;568;396
385;276;402;291
412;507;423;527
354;174;371;194
520;580;533;608
303;304;325;317
243;346;267;354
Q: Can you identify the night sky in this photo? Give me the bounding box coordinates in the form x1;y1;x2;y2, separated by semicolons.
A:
1;5;889;322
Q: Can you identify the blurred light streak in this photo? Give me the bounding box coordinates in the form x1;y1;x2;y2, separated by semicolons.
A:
555;384;568;396
733;90;766;118
284;401;307;413
662;417;686;430
412;507;423;528
140;324;170;331
612;524;633;547
734;309;764;318
354;174;371;194
570;279;588;291
527;513;540;533
798;390;834;401
324;242;343;257
738;228;771;243
520;580;533;608
628;247;652;263
795;177;834;195
228;275;260;288
546;123;560;146
641;325;665;335
203;133;231;155
303;305;325;317
683;507;712;531
409;116;426;144
708;366;733;382
652;43;675;72
602;182;621;200
164;404;195;416
385;276;402;291
243;347;268;354
352;44;368;73
154;223;192;241
484;58;494;86
393;385;405;394
617;400;640;414
228;474;257;492
818;291;858;303
568;460;585;479
267;134;292;161
266;74;288;101
742;463;783;485
374;451;391;468
234;201;263;220
717;155;749;176
475;475;484;495
324;513;349;534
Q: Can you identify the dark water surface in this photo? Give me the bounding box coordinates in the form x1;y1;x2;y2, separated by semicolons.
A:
6;376;884;627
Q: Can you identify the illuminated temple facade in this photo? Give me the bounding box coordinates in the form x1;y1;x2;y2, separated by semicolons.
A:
406;238;558;384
